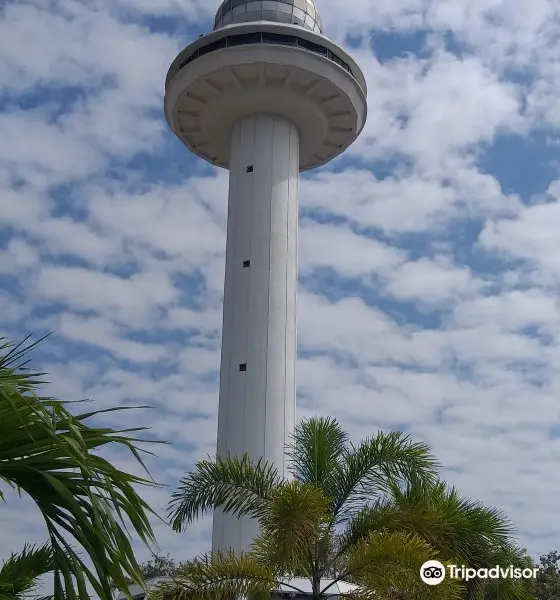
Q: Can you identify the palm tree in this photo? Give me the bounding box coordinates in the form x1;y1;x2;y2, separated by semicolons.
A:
159;418;528;600
0;336;161;600
347;479;531;599
0;544;53;600
157;417;465;600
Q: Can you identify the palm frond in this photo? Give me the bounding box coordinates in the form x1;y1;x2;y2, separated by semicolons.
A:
0;336;161;600
386;480;515;566
149;551;278;600
168;454;281;532
252;481;329;576
0;544;54;600
340;530;462;600
333;478;520;600
330;431;439;520
287;417;347;489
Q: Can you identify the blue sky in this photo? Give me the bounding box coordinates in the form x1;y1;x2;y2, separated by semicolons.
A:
2;0;560;582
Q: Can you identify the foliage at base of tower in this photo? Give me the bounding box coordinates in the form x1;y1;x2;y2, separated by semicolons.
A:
0;336;162;600
160;417;530;600
138;554;180;580
531;551;560;600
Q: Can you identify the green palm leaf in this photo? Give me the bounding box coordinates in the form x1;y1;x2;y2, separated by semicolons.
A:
169;454;280;532
0;544;54;600
337;480;525;600
342;531;462;600
339;480;515;566
287;417;347;488
150;552;279;600
0;336;161;600
252;481;329;576
329;431;439;521
387;481;514;565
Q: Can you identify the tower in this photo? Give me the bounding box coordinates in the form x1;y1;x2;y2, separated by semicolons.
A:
164;0;367;554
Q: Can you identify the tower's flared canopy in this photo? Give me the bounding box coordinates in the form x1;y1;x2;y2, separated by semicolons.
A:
214;0;322;33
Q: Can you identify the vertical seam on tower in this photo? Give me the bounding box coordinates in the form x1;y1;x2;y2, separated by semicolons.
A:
263;115;273;464
283;121;290;478
296;129;299;427
223;123;239;455
290;127;301;474
220;122;240;552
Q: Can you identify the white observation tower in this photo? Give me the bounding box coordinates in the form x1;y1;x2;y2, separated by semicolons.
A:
164;0;367;555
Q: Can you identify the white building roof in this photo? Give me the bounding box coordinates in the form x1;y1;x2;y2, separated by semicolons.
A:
277;578;358;594
117;577;169;600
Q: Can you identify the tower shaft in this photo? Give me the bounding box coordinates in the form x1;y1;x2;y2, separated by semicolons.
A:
212;114;299;553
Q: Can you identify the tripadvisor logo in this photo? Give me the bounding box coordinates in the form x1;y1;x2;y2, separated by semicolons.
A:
421;560;446;585
420;560;538;585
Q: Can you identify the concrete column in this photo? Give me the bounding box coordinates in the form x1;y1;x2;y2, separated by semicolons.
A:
212;114;298;554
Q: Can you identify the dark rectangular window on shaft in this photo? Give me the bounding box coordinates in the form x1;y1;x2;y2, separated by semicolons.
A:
243;260;250;268
239;363;247;372
246;166;253;172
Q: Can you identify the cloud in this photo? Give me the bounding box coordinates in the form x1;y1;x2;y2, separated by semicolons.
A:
35;266;179;322
478;184;560;284
383;257;483;306
300;220;407;277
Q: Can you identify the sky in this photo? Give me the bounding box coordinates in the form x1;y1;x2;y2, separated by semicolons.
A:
1;0;560;585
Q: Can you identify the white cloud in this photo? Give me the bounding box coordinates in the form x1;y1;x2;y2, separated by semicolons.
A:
35;266;179;322
302;170;458;232
478;186;560;284
301;163;522;234
300;220;407;277
54;313;170;364
0;238;39;274
452;289;560;331
85;181;227;264
351;47;524;169
383;257;484;306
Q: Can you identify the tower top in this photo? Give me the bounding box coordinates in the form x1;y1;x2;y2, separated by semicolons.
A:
214;0;322;33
